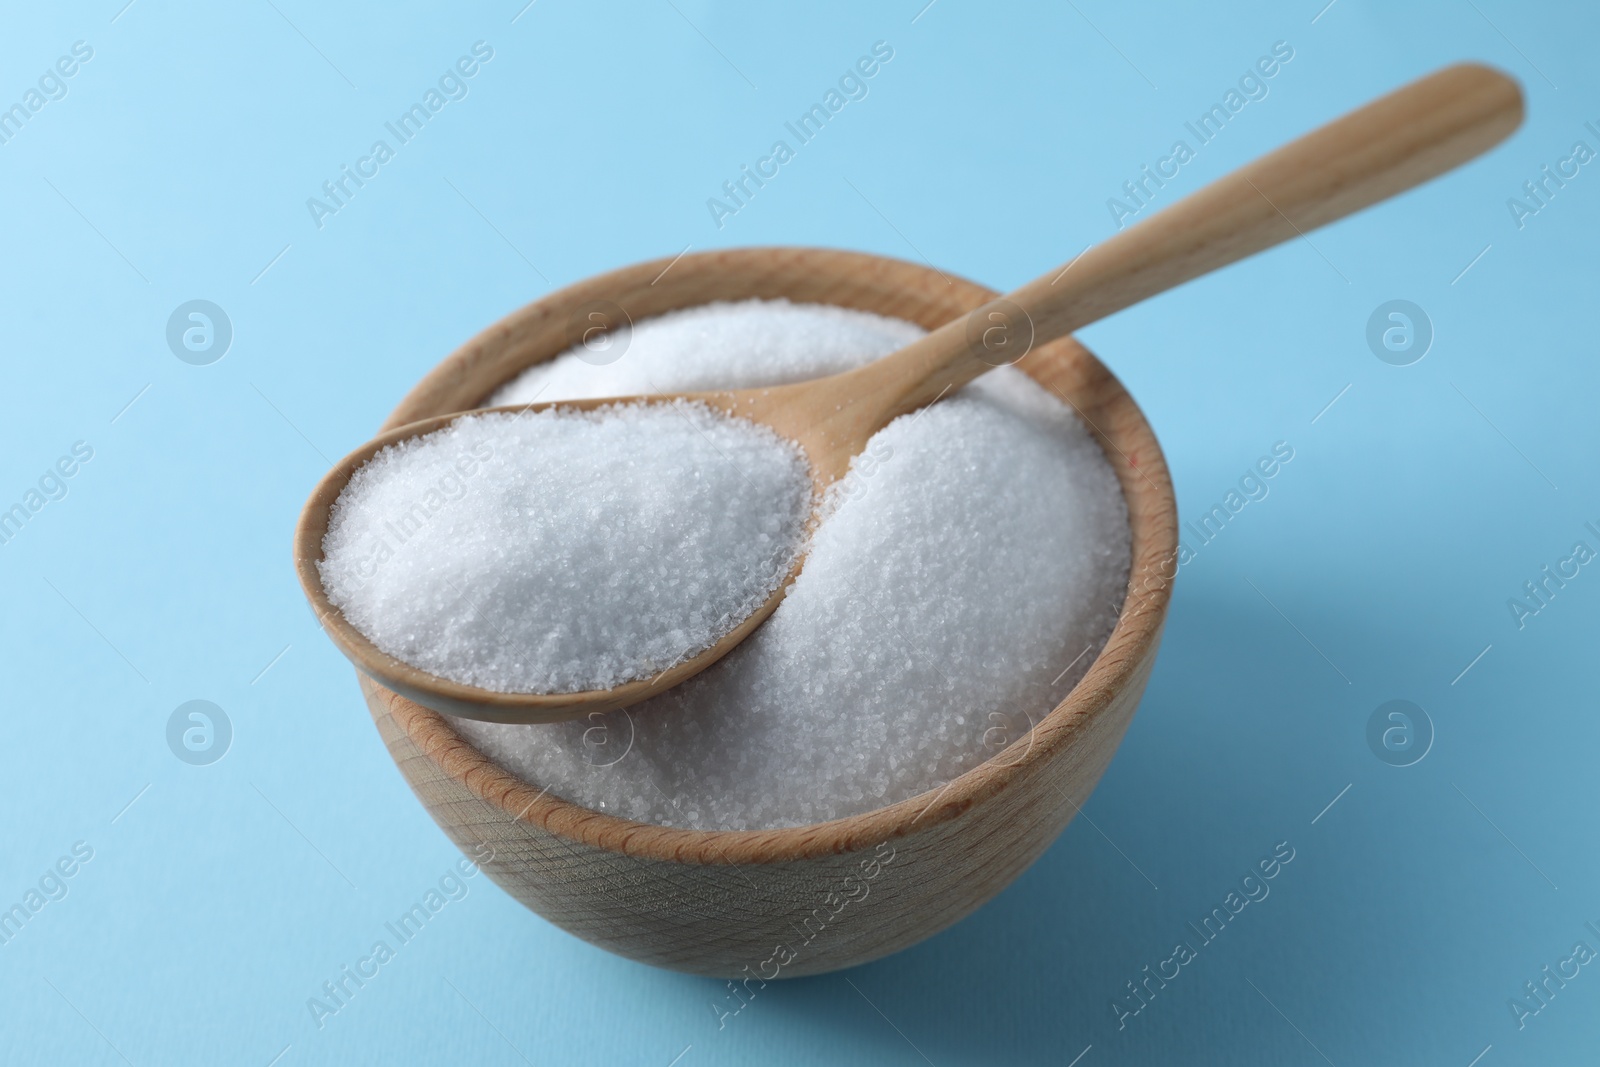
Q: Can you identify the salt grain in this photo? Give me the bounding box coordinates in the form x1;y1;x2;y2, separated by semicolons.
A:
457;300;1131;831
319;402;812;694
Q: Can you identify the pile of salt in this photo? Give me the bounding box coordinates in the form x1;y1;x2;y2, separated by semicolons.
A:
460;299;1131;830
319;401;812;695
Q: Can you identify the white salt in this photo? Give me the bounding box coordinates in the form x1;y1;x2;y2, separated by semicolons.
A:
489;298;925;405
319;402;812;694
454;300;1132;831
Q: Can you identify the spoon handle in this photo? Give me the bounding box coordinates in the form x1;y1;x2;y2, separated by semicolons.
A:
850;62;1522;422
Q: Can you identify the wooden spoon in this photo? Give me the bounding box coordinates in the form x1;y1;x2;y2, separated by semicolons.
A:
295;62;1521;724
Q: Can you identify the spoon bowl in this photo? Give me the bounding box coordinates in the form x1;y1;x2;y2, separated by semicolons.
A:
293;392;825;723
296;62;1522;723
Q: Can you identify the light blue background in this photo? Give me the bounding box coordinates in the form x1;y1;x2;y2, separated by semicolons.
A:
1;1;1594;1063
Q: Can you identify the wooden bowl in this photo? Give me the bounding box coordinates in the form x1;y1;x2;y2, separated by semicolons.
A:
357;247;1177;978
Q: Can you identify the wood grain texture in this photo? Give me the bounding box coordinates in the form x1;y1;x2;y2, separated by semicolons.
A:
355;248;1178;976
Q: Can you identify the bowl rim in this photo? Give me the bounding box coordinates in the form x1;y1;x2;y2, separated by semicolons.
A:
363;245;1177;865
